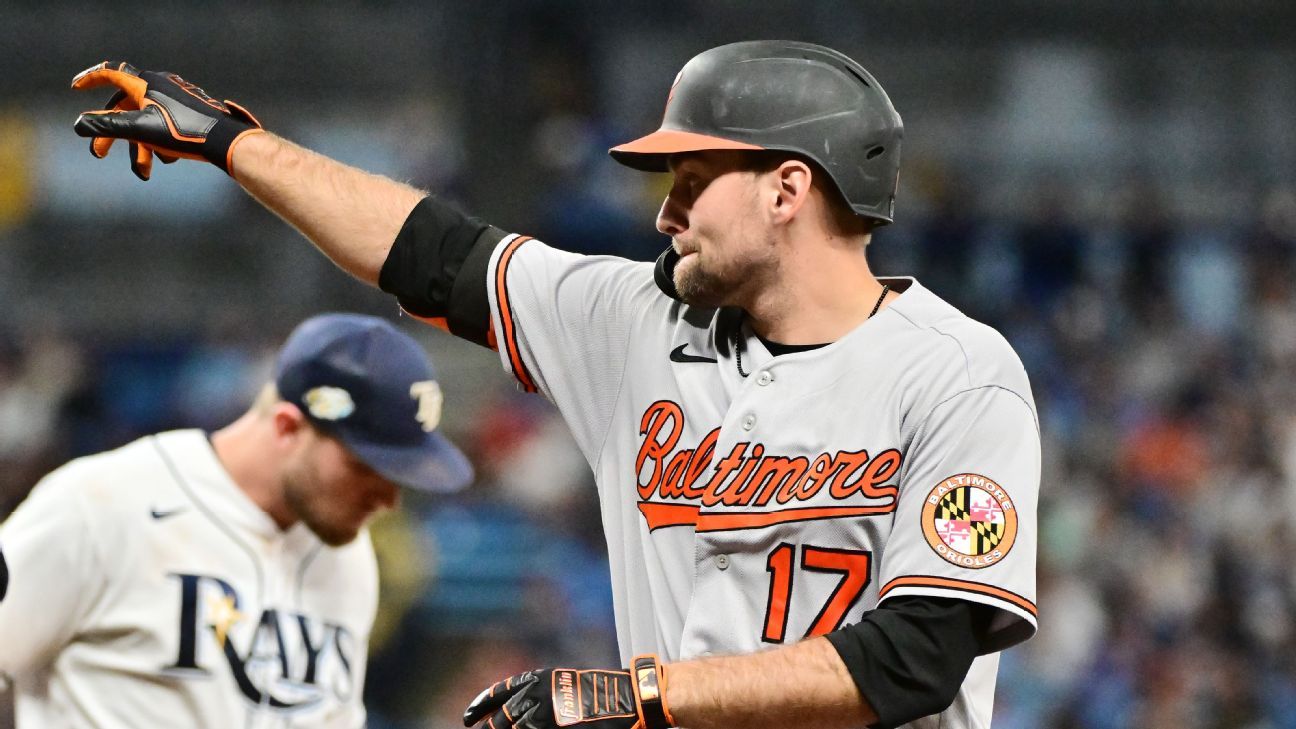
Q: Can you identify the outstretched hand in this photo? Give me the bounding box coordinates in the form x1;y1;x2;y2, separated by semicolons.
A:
71;61;264;180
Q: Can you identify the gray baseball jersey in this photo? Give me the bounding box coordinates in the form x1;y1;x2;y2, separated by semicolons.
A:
461;235;1038;729
0;430;376;729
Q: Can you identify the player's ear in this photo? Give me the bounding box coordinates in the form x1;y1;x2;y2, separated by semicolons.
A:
769;158;812;224
270;402;310;443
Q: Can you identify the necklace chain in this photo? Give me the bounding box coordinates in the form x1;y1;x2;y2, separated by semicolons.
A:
735;283;891;378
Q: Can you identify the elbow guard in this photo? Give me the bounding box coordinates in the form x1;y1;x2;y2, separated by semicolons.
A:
378;195;505;347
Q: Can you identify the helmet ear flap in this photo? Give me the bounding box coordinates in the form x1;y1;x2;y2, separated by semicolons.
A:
654;247;683;301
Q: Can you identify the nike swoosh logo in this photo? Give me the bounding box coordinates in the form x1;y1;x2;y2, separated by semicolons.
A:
669;344;718;364
150;507;187;521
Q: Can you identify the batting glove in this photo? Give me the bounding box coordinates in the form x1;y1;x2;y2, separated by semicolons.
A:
463;655;675;729
70;61;264;181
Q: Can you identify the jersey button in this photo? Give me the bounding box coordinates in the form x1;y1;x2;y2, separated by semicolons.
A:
756;371;773;386
741;414;756;430
715;554;730;570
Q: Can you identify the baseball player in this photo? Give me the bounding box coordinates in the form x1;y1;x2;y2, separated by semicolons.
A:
0;314;472;728
70;41;1039;729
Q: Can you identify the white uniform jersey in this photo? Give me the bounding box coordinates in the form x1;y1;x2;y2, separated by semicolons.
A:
0;430;376;729
481;236;1039;729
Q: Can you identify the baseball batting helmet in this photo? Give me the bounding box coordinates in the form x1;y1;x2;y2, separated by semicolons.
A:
610;40;904;224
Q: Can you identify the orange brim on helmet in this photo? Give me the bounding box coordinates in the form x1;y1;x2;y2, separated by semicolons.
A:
608;129;765;172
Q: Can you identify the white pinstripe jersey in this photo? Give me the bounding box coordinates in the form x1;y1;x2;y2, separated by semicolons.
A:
464;235;1041;729
0;430;376;729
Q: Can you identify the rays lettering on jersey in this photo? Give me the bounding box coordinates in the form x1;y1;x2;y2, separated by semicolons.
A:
164;573;356;711
635;401;902;531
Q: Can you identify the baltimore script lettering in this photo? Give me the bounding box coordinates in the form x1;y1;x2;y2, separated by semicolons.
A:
634;401;902;512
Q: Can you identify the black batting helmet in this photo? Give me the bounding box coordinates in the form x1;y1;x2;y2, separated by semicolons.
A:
610;40;904;224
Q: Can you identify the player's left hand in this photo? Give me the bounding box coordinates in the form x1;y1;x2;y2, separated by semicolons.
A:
70;61;264;181
463;655;675;729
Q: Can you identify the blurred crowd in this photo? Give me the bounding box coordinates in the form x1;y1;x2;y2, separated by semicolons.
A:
4;179;1296;729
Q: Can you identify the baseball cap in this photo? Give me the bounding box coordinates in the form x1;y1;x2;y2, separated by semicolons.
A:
274;313;473;493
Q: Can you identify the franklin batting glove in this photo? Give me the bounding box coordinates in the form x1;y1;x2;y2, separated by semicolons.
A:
70;61;264;180
464;655;675;729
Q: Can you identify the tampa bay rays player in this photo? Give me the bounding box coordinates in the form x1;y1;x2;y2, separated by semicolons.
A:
0;314;472;728
70;40;1039;729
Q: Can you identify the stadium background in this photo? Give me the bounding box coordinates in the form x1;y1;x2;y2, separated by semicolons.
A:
4;2;1296;727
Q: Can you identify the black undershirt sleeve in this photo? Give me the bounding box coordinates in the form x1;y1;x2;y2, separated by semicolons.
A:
377;195;505;348
825;596;996;729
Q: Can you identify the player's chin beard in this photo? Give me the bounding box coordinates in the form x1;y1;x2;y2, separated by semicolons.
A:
674;248;774;309
283;474;360;547
305;518;357;548
674;260;728;308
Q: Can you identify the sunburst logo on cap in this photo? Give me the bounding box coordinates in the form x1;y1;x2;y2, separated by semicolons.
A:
304;386;355;421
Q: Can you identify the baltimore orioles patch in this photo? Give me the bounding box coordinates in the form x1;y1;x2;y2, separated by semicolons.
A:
921;473;1017;569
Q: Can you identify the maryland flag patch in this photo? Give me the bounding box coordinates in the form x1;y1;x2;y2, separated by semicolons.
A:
921;474;1017;569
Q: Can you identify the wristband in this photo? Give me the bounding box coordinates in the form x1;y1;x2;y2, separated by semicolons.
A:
632;655;676;729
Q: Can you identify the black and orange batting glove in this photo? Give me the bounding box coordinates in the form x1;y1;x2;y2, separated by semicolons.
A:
70;61;264;181
463;655;676;729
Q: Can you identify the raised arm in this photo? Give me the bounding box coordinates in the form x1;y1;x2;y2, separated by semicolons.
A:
71;61;424;286
230;132;423;285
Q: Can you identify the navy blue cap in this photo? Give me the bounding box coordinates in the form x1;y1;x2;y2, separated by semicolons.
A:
274;313;473;493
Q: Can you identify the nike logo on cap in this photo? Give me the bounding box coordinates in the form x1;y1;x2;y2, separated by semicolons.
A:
669;344;717;364
150;507;187;521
